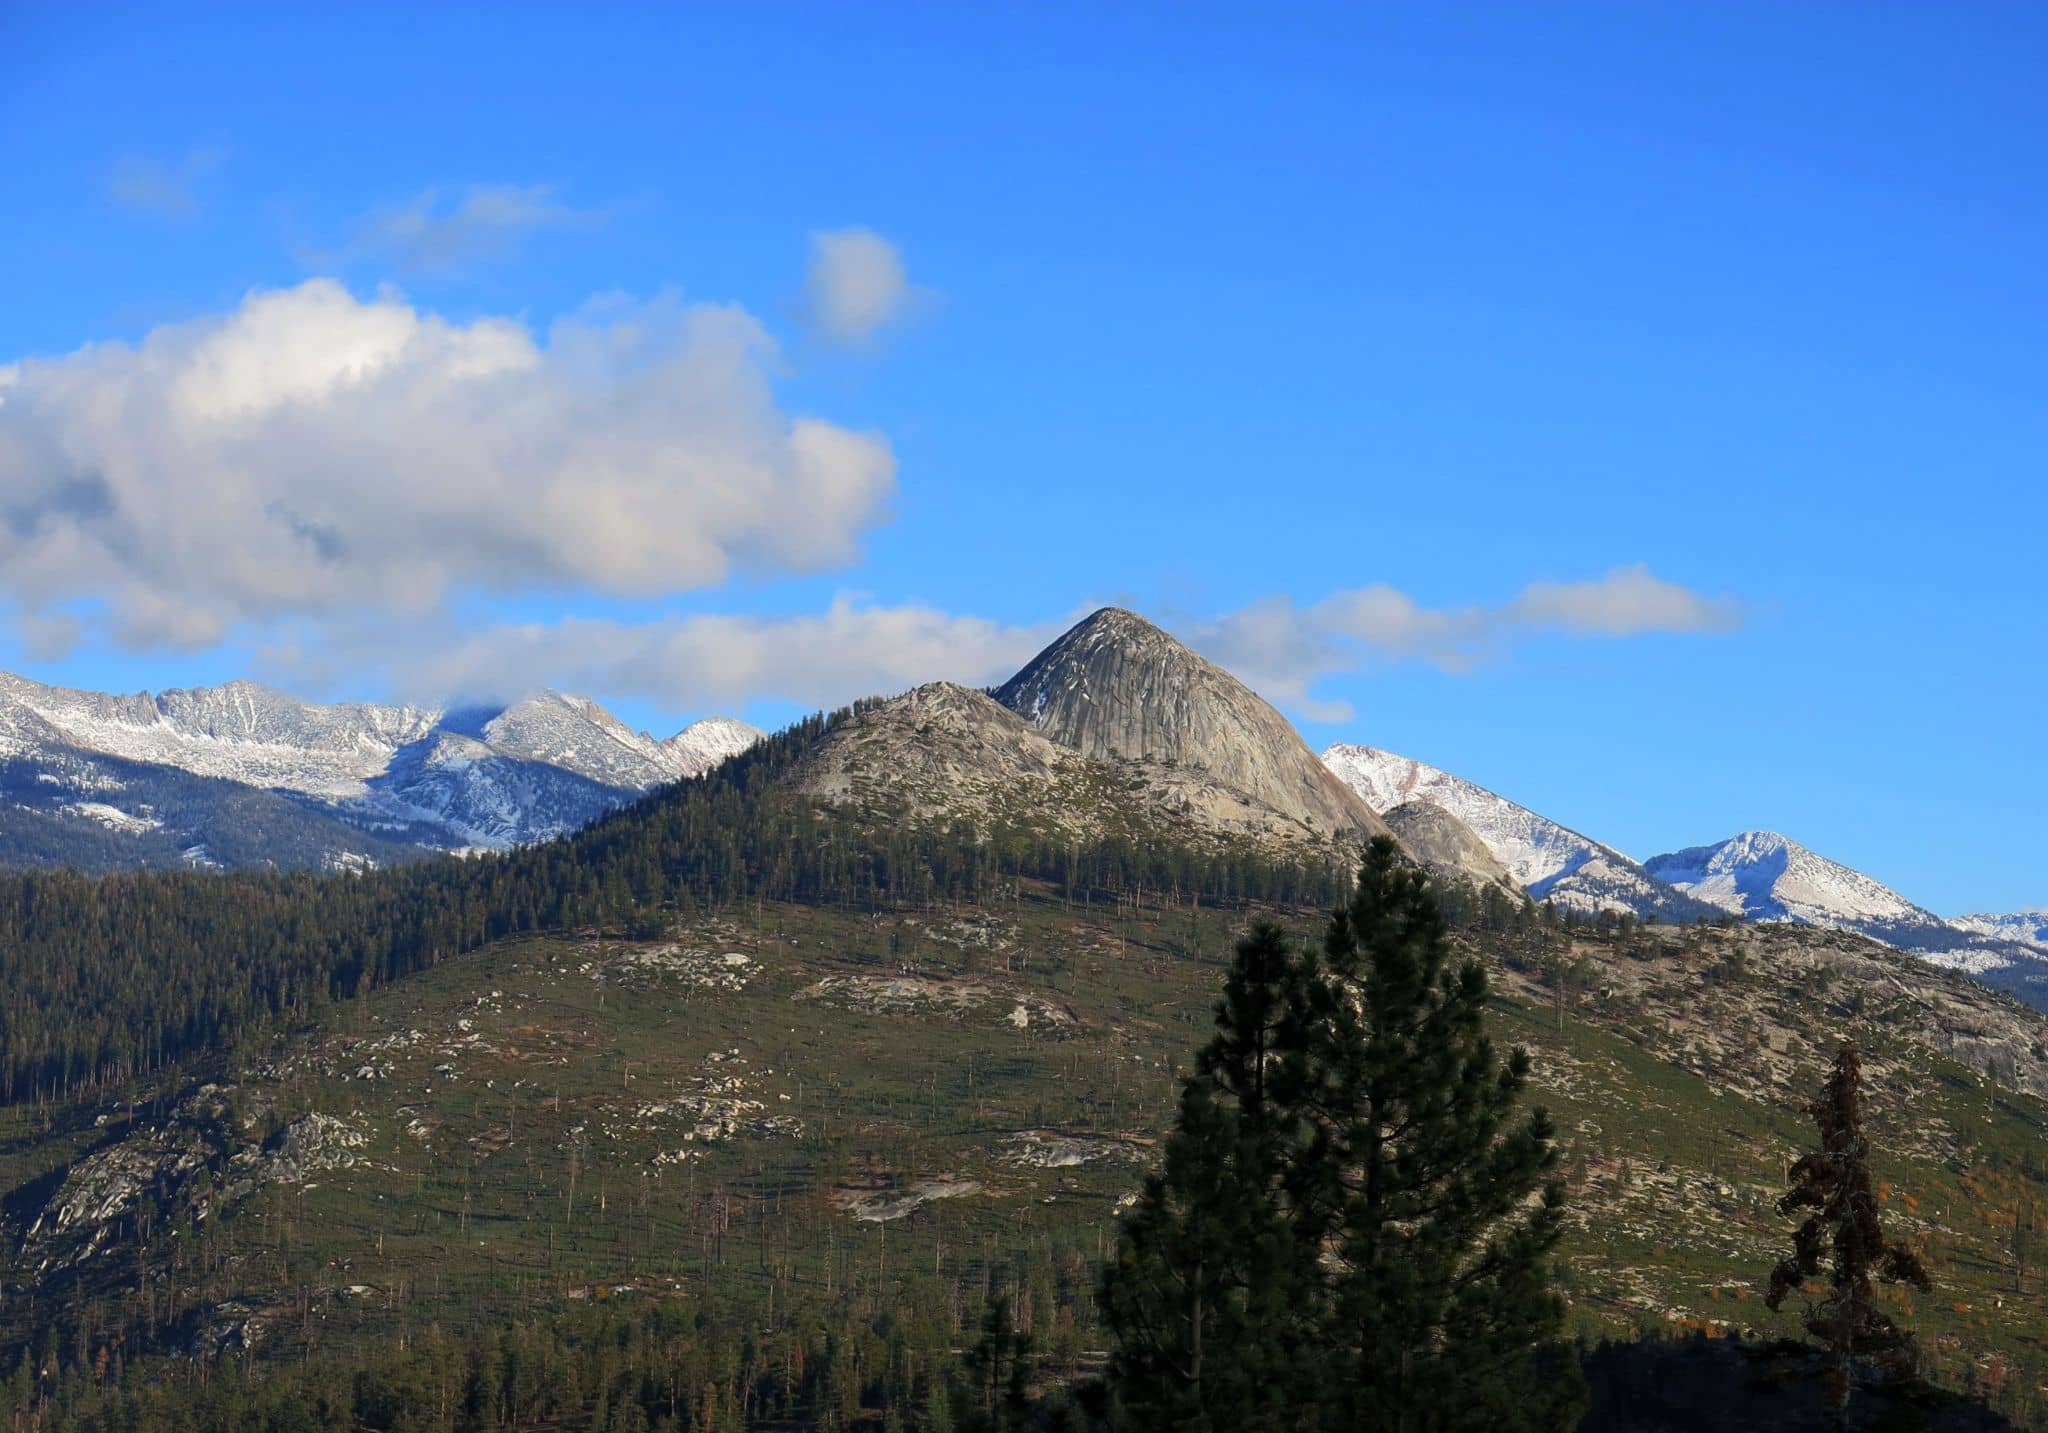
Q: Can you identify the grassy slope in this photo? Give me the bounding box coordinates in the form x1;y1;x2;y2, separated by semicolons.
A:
4;890;2047;1422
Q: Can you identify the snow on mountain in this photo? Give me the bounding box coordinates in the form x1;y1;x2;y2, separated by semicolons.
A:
0;671;764;861
664;717;766;777
1642;831;1945;934
59;801;163;835
0;672;438;798
1641;832;2048;995
1320;743;1712;920
477;693;757;789
1952;910;2048;951
367;730;638;850
1320;747;2048;1006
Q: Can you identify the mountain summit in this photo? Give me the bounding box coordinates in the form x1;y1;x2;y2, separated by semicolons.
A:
1321;742;1714;922
0;671;763;866
1642;830;1953;940
1640;830;2048;996
996;608;1389;843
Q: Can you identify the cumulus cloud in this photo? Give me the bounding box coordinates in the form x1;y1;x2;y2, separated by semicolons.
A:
0;279;895;649
354;184;602;272
371;595;1061;712
107;146;227;220
801;228;924;343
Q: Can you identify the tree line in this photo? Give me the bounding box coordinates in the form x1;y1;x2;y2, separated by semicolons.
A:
2;835;1961;1430
0;703;1344;1106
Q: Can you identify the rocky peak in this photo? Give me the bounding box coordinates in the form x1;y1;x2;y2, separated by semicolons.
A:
893;680;1013;723
663;717;764;778
994;607;1388;842
1643;830;1937;929
1380;801;1520;899
1321;741;1722;922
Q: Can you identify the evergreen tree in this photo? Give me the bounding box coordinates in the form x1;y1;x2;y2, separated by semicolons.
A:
1766;1042;1932;1420
1099;1079;1316;1429
962;1297;1035;1432
1099;923;1323;1429
1306;835;1579;1433
1104;850;1579;1431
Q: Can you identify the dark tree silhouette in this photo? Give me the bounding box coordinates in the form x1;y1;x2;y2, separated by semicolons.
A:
1767;1042;1933;1419
1309;836;1579;1433
1102;842;1582;1432
1099;924;1323;1429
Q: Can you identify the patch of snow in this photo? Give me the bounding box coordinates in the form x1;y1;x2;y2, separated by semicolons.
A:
1952;909;2048;952
1322;743;1690;919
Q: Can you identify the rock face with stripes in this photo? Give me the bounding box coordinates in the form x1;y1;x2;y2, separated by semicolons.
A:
994;607;1390;846
787;680;1339;851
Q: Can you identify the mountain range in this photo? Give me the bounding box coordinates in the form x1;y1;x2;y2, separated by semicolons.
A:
0;608;2038;1006
9;603;2048;1418
1321;741;2048;1003
1321;743;1722;922
0;671;761;868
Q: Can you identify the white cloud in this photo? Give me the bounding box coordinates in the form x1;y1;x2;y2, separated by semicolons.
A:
356;184;601;272
107;147;227;220
1166;566;1743;720
0;279;895;649
374;595;1060;712
802;228;923;343
1508;562;1742;636
337;568;1739;726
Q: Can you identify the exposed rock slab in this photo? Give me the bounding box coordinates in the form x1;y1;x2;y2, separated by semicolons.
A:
996;608;1388;844
789;681;1358;860
1382;800;1521;899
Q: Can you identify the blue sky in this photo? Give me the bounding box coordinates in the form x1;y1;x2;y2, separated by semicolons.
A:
1;3;2042;914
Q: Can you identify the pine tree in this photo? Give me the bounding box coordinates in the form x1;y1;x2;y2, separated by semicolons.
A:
962;1297;1034;1432
1100;924;1321;1429
1306;835;1580;1433
1103;851;1580;1432
1766;1043;1932;1420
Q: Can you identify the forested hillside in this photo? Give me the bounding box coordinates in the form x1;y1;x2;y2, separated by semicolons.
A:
0;701;1341;1107
1;826;2046;1426
3;702;2047;1428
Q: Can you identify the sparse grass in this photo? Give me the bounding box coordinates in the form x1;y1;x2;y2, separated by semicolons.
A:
8;890;2048;1423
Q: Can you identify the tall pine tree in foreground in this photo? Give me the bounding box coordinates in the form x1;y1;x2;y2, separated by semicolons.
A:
1101;839;1581;1432
1308;835;1579;1433
1099;924;1324;1429
1767;1043;1932;1422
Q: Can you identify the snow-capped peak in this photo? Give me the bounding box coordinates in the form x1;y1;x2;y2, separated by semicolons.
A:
482;693;762;786
1638;831;2048;984
1320;743;1709;921
1641;830;1942;933
664;717;764;777
0;668;767;858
